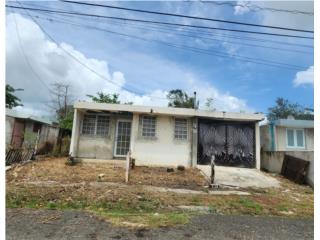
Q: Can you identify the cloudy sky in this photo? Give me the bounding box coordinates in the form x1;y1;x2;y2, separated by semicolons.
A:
6;1;314;117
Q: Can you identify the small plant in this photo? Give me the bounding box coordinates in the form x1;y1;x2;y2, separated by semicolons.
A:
65;155;77;166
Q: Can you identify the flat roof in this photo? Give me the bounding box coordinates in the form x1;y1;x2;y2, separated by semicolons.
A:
74;102;264;121
274;119;314;128
260;119;314;128
6;108;57;126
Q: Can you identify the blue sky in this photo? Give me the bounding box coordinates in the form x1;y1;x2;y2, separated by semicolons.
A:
6;1;314;115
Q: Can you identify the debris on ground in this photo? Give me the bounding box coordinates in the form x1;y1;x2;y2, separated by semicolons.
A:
177;165;185;171
6;157;206;190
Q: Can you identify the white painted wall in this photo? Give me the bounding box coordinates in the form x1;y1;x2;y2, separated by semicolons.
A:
131;114;192;167
261;150;314;187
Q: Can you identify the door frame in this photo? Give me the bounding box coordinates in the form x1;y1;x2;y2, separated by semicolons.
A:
114;119;132;157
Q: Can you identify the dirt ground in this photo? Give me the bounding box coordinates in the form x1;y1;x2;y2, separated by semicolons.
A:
6;157;314;227
6;157;207;190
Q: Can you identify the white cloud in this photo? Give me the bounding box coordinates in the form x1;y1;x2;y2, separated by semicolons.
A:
6;13;253;116
233;1;313;30
234;1;251;15
293;65;314;87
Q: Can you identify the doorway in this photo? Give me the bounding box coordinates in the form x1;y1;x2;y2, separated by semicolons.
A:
114;120;132;157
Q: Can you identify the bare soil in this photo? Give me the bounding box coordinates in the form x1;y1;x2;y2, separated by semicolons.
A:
6;157;206;190
6;157;314;227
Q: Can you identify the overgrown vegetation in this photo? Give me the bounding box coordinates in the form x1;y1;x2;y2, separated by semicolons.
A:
6;84;23;109
167;89;195;108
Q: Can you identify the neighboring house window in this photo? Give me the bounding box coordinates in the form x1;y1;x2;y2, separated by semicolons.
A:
174;118;188;140
82;114;109;136
286;128;305;148
33;123;42;133
141;116;156;137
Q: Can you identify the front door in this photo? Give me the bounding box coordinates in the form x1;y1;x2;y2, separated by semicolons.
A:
11;119;25;148
114;120;132;157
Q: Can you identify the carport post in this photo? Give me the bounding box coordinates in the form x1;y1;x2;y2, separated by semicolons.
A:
69;108;80;157
255;122;261;170
191;117;198;167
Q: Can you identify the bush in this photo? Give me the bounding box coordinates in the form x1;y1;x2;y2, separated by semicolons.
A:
37;141;54;155
52;136;71;157
65;156;77;166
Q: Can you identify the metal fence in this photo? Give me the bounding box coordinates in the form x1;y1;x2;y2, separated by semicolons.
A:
5;148;34;166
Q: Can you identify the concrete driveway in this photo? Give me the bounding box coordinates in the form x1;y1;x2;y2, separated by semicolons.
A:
197;165;280;188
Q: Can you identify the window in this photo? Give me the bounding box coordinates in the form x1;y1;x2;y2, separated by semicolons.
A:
33;123;42;133
82;115;96;135
96;116;109;136
82;114;109;136
174;118;188;140
141;116;156;137
286;128;305;148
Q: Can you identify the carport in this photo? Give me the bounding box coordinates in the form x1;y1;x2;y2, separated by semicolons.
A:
197;119;256;168
193;115;262;170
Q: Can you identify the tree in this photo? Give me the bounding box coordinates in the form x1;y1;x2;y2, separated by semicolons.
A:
167;89;195;108
48;82;74;130
205;97;215;111
267;98;313;121
58;106;74;130
87;92;120;104
6;84;23;109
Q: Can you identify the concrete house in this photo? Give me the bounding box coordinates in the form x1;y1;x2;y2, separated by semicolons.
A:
70;102;264;169
260;118;314;152
260;117;314;186
6;108;59;150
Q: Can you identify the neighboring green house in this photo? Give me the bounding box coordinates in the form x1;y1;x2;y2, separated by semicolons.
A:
260;116;314;187
260;117;314;152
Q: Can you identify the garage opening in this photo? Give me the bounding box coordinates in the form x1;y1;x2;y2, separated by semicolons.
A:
197;119;256;168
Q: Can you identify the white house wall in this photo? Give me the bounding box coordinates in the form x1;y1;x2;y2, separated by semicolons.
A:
131;114;192;167
77;116;117;159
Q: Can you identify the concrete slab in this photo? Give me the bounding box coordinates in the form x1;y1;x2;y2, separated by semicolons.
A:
197;165;280;189
80;158;125;167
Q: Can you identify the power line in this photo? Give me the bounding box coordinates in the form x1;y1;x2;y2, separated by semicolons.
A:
13;2;169;101
24;13;307;70
6;5;314;40
14;2;315;48
20;10;312;55
61;0;314;33
57;11;314;49
12;12;50;91
201;1;314;16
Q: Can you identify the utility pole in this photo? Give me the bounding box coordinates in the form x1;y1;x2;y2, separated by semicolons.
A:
193;91;197;109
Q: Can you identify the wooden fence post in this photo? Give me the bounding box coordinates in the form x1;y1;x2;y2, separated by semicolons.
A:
210;155;215;186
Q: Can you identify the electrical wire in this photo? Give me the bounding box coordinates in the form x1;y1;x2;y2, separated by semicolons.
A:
61;0;314;33
12;12;50;91
14;1;315;49
5;5;314;39
18;10;312;55
13;2;170;100
201;1;314;16
19;13;308;70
